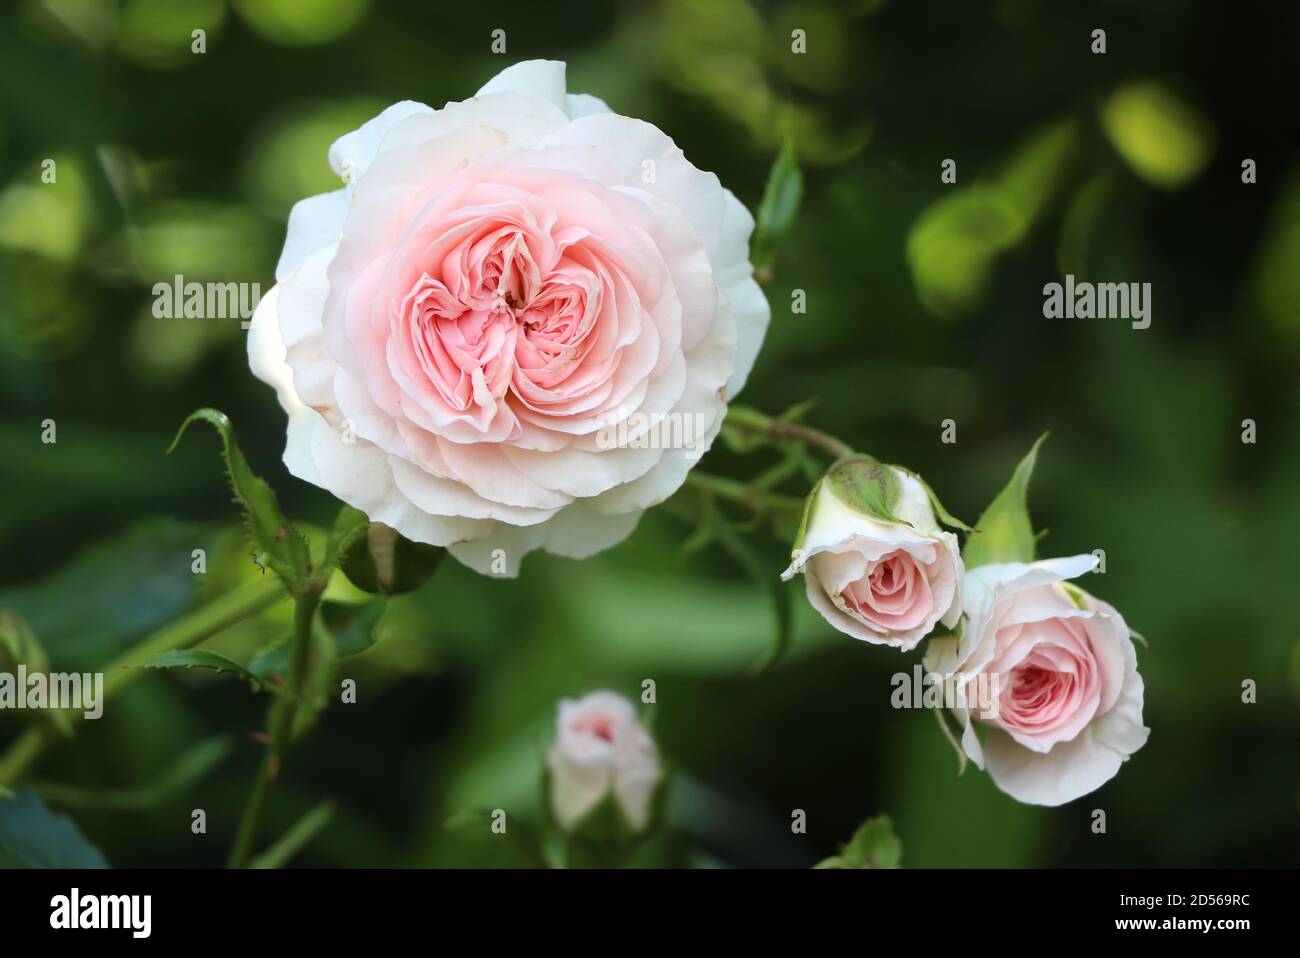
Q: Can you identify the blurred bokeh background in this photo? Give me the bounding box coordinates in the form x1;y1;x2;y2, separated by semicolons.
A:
1;0;1297;867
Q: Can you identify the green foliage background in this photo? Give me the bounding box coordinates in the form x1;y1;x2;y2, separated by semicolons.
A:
1;0;1297;867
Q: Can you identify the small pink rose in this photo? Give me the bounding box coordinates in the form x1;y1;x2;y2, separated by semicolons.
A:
783;469;963;650
924;555;1149;806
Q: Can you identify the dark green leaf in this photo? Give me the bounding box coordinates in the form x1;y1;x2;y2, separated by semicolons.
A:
34;736;234;811
320;599;386;658
139;649;268;690
0;610;48;672
322;505;369;577
0;789;107;868
339;523;445;595
444;807;549;869
0;518;220;671
0;611;73;736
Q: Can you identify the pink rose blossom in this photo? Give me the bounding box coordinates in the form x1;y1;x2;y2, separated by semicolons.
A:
248;61;768;575
924;555;1149;805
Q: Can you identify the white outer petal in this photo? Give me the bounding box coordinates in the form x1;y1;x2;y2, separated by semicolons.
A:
276;190;348;283
328;100;433;184
247;284;302;416
476;59;567;112
565;92;612;118
447;504;641;578
715;190;767;398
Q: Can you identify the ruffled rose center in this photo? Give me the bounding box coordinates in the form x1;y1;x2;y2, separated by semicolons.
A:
840;551;933;632
389;205;640;443
994;618;1101;747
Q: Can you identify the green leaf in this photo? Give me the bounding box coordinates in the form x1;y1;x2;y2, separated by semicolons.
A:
962;433;1048;568
250;599;384;681
320;599;386;658
0;611;73;736
444;807;549;869
0;789;107;868
323;505;369;577
34;736;234;811
0;610;49;672
250;800;335;869
339;522;445;595
843;814;903;868
168;408;313;592
0;518;227;672
139;649;268;690
753;140;804;270
823;456;903;525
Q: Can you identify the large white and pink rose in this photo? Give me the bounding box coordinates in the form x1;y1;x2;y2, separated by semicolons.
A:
924;555;1149;806
248;60;768;575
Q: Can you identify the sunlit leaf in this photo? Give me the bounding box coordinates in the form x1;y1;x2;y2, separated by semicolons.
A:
1101;81;1214;190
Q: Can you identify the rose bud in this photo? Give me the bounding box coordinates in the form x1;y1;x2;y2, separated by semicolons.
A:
782;458;964;650
546;691;662;835
923;555;1149;806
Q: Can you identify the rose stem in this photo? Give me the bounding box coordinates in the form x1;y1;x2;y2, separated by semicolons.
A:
723;406;856;460
226;589;322;869
684;471;804;514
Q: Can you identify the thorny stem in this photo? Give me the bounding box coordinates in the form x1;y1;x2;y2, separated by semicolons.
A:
226;589;322;868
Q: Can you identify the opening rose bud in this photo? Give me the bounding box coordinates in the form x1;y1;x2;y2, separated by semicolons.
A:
923;555;1150;806
547;691;662;834
783;462;963;650
247;60;769;578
